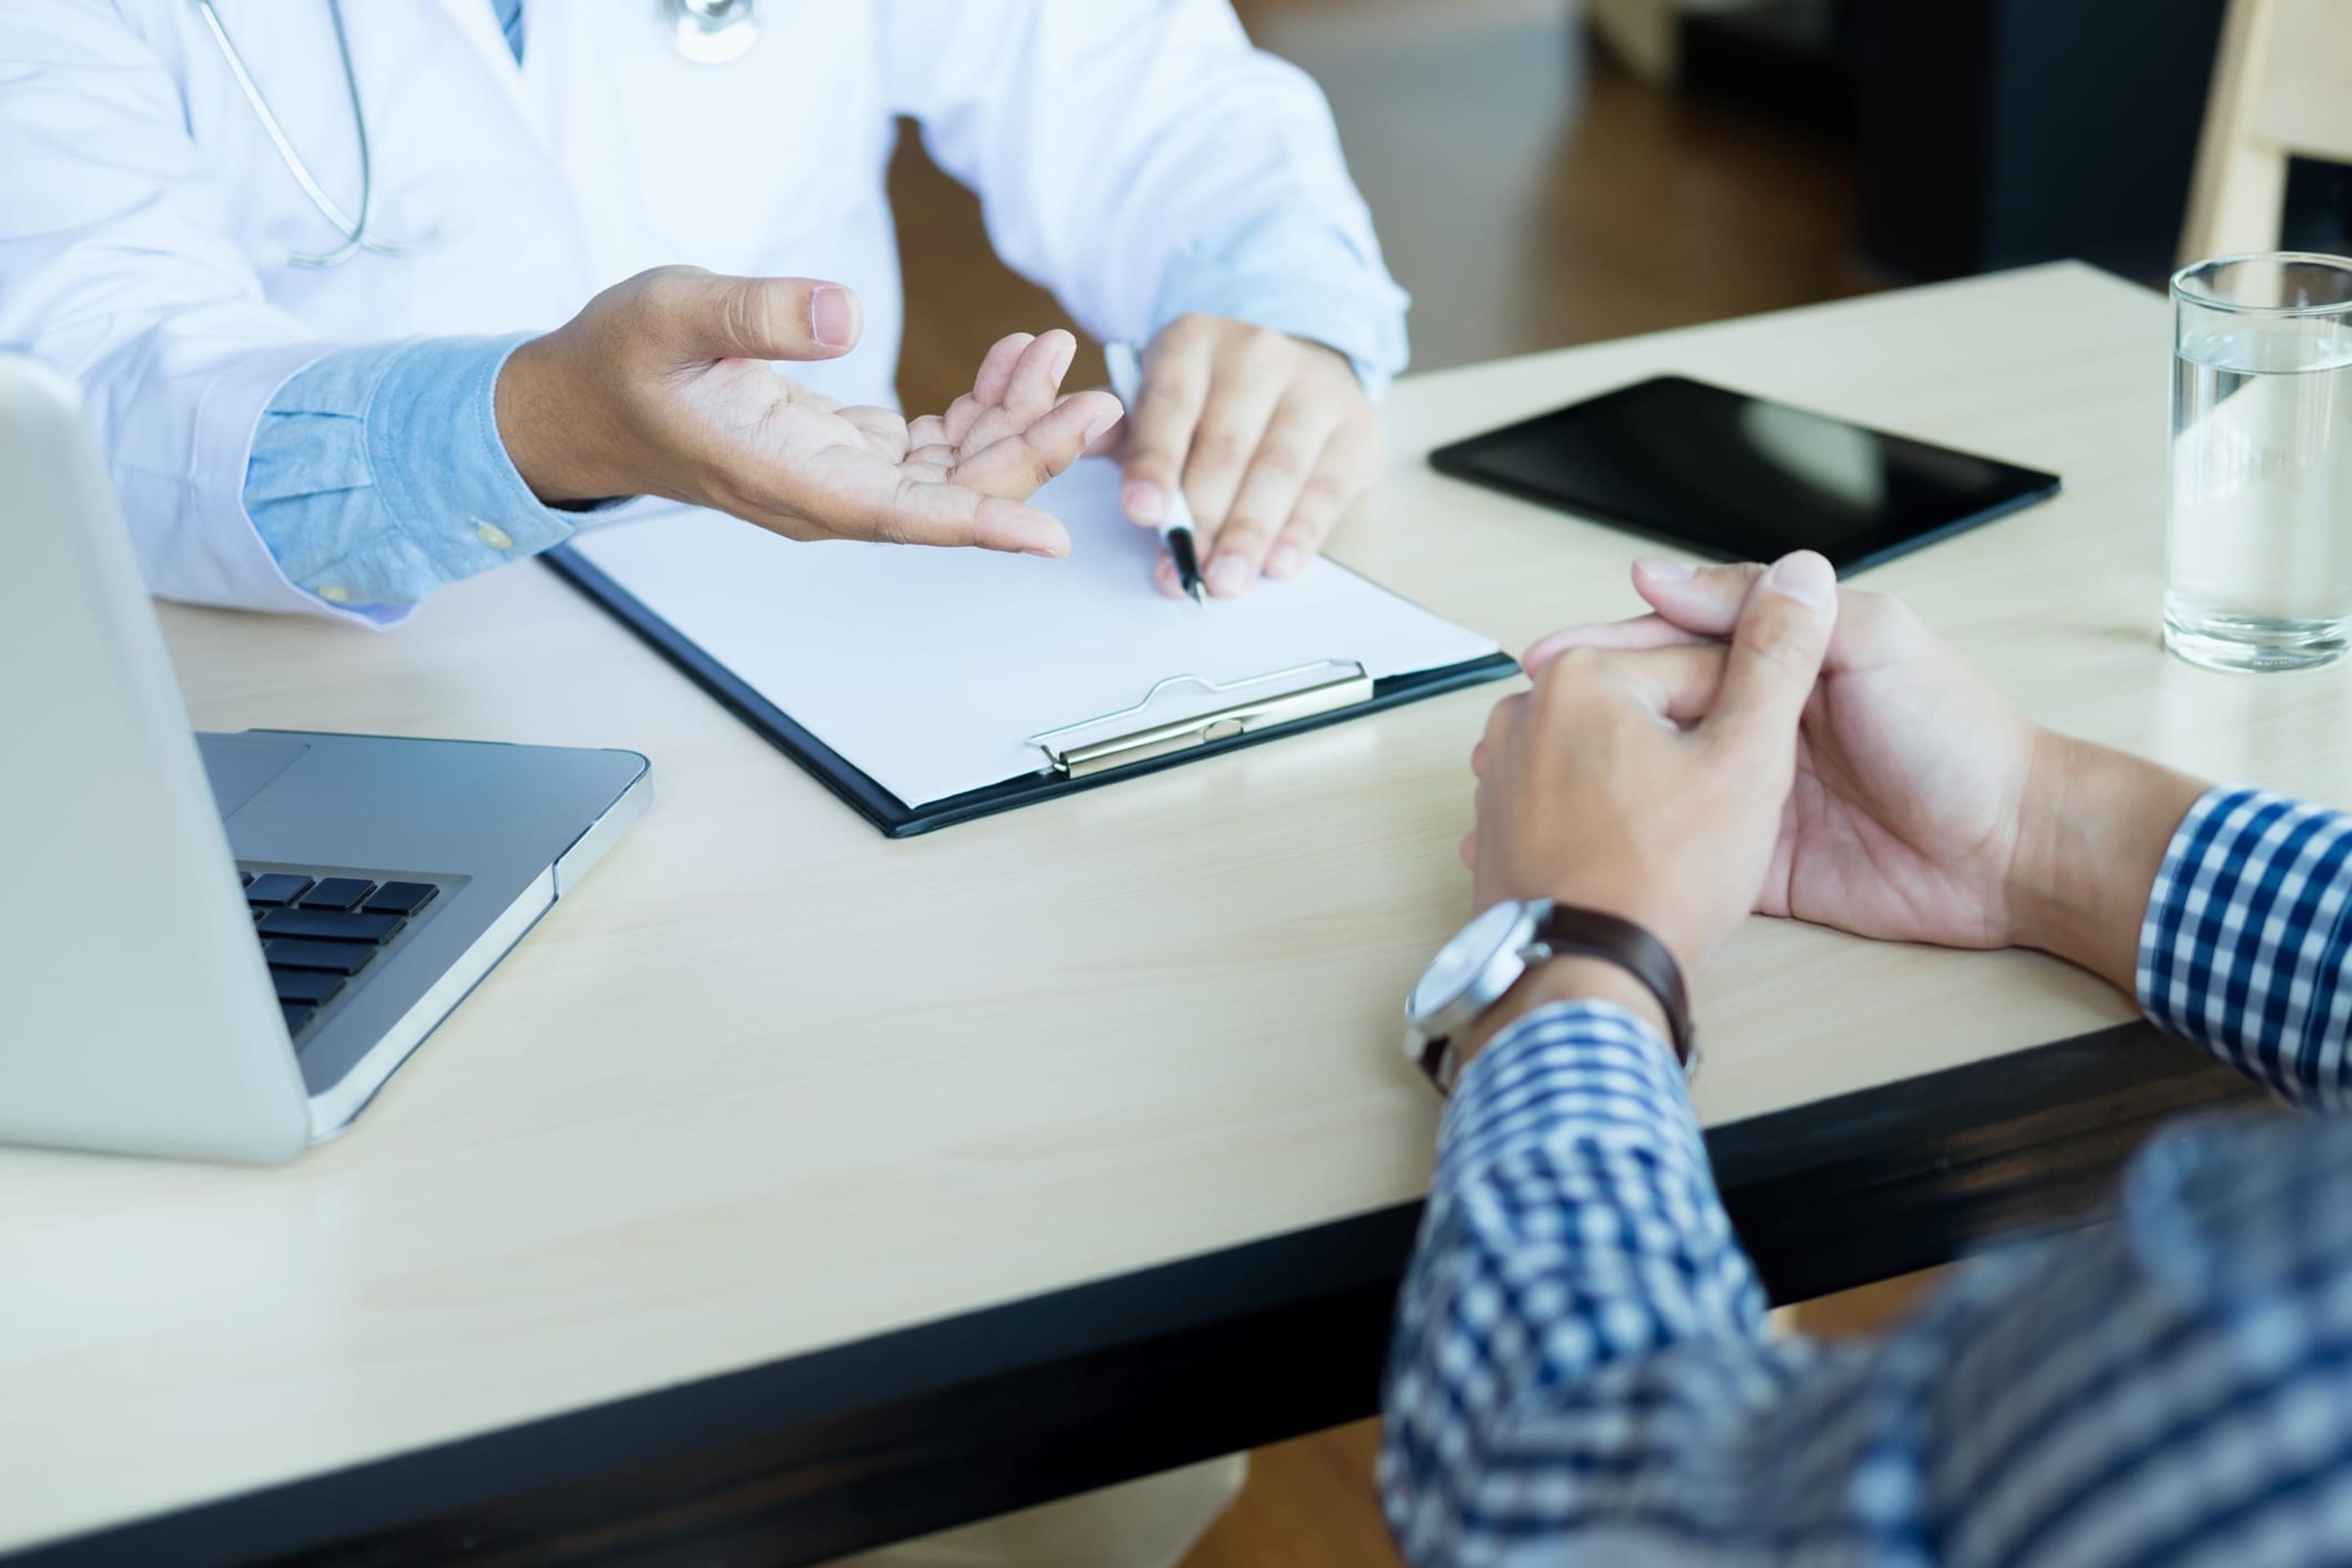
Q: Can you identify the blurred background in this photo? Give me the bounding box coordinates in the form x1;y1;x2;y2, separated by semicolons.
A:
894;0;2352;415
878;3;2350;1562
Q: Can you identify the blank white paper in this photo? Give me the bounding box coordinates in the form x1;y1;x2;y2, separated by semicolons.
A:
566;461;1501;807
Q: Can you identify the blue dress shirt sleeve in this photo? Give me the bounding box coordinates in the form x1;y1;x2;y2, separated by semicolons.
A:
1381;785;2352;1567
242;334;584;626
1151;206;1411;400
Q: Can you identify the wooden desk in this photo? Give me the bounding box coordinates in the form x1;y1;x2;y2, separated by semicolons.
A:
6;264;2339;1567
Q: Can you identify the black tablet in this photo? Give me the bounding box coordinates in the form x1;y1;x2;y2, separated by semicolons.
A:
1428;374;2061;573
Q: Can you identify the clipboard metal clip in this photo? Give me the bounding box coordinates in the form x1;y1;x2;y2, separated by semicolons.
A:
1029;659;1375;778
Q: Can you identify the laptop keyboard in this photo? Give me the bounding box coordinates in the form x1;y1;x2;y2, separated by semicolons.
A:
239;869;441;1039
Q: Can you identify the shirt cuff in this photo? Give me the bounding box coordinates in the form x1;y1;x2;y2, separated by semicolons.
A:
1438;998;1702;1181
244;334;583;624
2138;785;2352;1106
1150;207;1412;402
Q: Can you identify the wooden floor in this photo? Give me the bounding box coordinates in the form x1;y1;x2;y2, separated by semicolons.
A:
1183;1422;1397;1568
882;7;1883;1564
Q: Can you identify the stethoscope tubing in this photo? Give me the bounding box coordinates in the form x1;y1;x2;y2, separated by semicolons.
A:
193;0;417;268
194;0;760;268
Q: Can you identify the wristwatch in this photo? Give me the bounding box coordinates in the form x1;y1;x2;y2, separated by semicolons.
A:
1402;899;1698;1094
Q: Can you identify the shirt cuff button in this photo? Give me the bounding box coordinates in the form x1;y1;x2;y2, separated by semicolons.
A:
475;521;515;552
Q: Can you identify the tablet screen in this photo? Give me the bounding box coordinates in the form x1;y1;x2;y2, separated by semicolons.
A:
1428;375;2060;571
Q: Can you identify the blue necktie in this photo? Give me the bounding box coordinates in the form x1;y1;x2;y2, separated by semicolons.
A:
491;0;525;62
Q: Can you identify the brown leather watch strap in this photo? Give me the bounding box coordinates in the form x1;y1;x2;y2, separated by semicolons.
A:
1531;904;1698;1071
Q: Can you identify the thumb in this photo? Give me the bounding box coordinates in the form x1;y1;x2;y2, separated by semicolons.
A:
1704;551;1837;753
666;271;864;363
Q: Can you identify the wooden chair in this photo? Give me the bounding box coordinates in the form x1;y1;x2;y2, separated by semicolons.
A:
2180;0;2352;262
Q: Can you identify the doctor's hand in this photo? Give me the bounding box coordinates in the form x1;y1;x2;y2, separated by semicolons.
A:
1114;314;1381;598
1515;560;2206;994
497;267;1121;556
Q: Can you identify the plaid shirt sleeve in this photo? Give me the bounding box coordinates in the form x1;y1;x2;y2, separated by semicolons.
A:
2140;788;2352;1109
1381;786;2352;1567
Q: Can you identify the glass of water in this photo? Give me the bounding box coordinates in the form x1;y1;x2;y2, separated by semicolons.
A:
2166;253;2352;671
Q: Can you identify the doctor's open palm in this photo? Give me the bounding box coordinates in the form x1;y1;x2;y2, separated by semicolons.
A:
495;267;1121;557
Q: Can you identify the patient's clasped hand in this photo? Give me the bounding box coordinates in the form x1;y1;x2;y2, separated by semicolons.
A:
1471;552;2205;1016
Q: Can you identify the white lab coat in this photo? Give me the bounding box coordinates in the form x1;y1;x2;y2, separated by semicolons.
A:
0;1;1387;616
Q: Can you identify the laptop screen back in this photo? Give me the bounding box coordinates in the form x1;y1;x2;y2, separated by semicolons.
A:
0;356;310;1163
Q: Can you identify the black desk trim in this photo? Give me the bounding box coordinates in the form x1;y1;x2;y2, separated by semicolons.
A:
13;1022;2267;1568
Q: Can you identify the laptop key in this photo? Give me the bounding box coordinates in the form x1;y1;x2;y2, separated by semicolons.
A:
263;938;377;975
297;877;375;911
244;872;314;907
255;908;402;943
270;968;346;1006
280;1001;317;1036
361;881;438;916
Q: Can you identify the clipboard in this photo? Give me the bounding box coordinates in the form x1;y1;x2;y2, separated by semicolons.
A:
546;542;1516;837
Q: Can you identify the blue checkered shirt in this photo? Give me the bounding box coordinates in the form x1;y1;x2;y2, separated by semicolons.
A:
1382;786;2352;1566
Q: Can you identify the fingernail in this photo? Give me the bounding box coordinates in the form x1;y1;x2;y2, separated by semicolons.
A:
1123;481;1167;524
1265;544;1307;579
1766;551;1835;608
1208;555;1254;597
1082;407;1120;446
1637;557;1695;582
1014;521;1068;559
810;286;855;349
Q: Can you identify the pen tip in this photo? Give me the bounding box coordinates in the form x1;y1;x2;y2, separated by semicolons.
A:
1165;528;1207;606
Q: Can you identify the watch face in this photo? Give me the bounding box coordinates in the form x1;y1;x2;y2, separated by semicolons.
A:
1411;901;1526;1022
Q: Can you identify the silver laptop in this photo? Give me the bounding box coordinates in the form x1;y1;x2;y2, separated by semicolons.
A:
0;356;652;1163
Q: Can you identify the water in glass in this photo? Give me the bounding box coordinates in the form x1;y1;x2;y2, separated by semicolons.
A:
2166;258;2352;671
